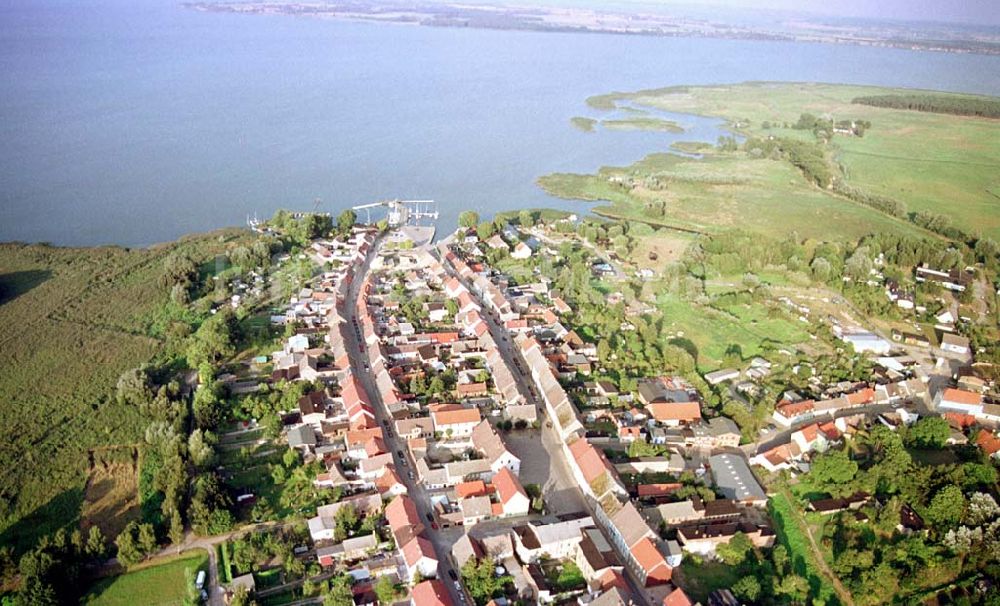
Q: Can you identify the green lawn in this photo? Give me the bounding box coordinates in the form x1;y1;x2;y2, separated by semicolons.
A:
81;551;208;606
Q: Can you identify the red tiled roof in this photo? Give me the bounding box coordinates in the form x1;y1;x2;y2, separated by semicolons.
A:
646;402;701;423
818;422;841;440
941;388;983;405
846;387;875;405
775;400;815;418
520;337;540;353
796;423;819;442
944;412;977;429
433;408;482;427
630;537;672;585
385;495;422;533
458;382;488;395
364;436;387;457
455;481;490;499
569;438;614;484
598;569;629;592
376;466;404;493
411;580;452;606
493;467;527;506
402;535;436;567
345;428;384;447
977;431;1000;456
637;483;683;498
341;374;372;409
662;588;694;606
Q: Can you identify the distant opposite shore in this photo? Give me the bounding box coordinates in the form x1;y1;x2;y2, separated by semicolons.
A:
186;0;1000;56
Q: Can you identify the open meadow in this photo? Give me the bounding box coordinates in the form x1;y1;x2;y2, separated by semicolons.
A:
569;82;1000;239
539;150;932;241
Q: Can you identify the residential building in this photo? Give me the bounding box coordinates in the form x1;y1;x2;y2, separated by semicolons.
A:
431;406;483;436
494;467;531;517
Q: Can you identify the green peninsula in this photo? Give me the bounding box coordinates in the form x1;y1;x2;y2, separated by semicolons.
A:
548;82;1000;241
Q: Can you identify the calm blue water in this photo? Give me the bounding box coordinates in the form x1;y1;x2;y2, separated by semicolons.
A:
2;0;999;246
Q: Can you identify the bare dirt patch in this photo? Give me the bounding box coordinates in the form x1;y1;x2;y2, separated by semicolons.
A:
632;232;692;268
81;447;141;540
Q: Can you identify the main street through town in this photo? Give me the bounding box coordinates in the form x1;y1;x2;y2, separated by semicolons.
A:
342;236;470;606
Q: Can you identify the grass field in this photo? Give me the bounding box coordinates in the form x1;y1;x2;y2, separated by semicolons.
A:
81;551;207;606
539;148;932;241
655;292;811;369
0;229;251;553
582;82;1000;239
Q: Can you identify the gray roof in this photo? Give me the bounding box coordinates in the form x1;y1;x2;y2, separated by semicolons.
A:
707;417;740;437
652;500;700;524
609;502;653;548
460;495;493;519
287;424;317;447
451;534;483;568
709;453;766;502
230;573;256;593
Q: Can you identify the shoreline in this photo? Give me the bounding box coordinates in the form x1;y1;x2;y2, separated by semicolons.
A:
186;2;1000;57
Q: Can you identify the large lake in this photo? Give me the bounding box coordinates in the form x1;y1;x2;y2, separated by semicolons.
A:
2;0;1000;246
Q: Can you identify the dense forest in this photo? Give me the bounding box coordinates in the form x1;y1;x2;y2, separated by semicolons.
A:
852;94;1000;119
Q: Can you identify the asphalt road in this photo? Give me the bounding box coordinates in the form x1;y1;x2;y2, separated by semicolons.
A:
749;403;897;456
343;236;470;606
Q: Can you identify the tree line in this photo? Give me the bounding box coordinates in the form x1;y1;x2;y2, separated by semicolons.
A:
852;93;1000;119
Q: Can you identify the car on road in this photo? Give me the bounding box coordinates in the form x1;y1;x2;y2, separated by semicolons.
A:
408;471;415;480
448;569;458;581
426;513;434;523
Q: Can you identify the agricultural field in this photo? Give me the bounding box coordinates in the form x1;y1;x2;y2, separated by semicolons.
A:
543;82;1000;241
0;229;252;553
81;550;208;606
